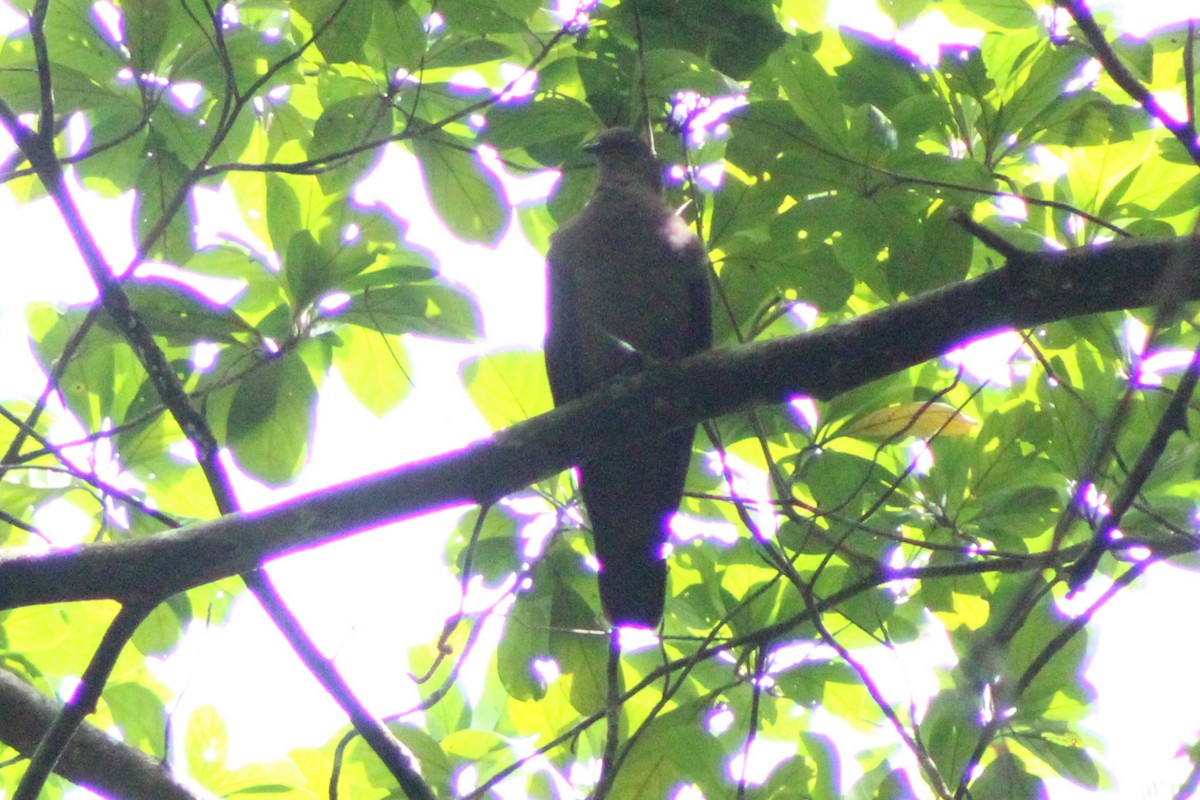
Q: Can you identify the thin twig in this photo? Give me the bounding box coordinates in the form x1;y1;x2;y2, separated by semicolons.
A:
950;207;1024;257
0;407;180;528
798;576;953;799
1067;337;1200;589
14;601;155;800
243;571;435;800
1185;20;1196;130
593;631;622;800
1059;0;1200;164
953;561;1147;799
0;19;438;796
735;647;765;800
201;23;576;179
28;0;53;144
1066;220;1200;589
464;578;787;800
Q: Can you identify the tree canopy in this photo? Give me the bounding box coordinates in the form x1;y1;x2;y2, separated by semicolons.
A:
1;0;1199;798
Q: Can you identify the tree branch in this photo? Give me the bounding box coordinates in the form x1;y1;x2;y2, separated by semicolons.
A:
0;236;1195;609
1059;0;1200;165
14;603;155;800
0;16;436;794
0;668;207;800
241;572;435;800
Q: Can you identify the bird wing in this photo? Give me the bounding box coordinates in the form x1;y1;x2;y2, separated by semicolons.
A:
544;235;582;406
682;240;713;357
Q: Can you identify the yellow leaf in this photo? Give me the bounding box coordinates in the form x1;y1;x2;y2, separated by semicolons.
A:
846;402;978;439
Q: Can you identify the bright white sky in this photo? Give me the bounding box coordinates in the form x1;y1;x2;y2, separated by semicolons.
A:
1;1;1199;798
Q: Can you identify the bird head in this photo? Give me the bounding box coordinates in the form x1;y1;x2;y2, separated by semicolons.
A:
583;127;663;193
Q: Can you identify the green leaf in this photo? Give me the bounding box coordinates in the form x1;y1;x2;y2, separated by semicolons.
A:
709;12;788;79
1019;734;1100;788
942;0;1038;29
183;244;283;318
116;276;252;345
775;660;860;708
27;305;136;430
424;35;512;68
796;449;892;519
769;39;847;150
838;29;928;113
643;48;743;98
1004;602;1090;716
882;0;931;26
440;728;507;767
497;581;552;701
847;761;919;799
551;588;610;715
970;749;1047;799
761;755;817;799
338;281;482;340
283;230;332;311
293;0;373;63
333;325;412;415
798;732;841;799
371;724;453;792
425;685;472;744
343;263;439;291
214;761;305;795
965;484;1059;545
496;534;599;703
41;0;125;79
310;94;392;194
607;700;726;800
146;102;217;166
924;688;984;780
437;0;541;34
370;0;427;71
460;347;553;430
484;96;599;151
122;0;173;73
226;353;317;485
105;682;167;759
171;25;295;96
1110;36;1153;83
996;41;1089;143
135;133;195;264
846;104;899;165
1028;90;1133;147
131;600;184;656
112;376;181;474
73;97;150;194
412;134;508;245
264;174;303;255
447;505;521;586
887;204;973;296
186;705;230;784
712;101;806;244
0;59;112;118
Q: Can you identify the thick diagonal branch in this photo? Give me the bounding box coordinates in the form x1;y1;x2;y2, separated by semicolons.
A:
0;236;1193;608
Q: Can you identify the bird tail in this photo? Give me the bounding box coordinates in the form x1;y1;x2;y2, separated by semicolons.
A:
579;434;693;630
597;546;667;629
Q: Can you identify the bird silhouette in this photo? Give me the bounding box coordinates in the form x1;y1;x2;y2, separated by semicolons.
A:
544;128;712;628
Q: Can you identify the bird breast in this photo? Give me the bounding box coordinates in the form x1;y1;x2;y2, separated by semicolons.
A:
555;211;700;365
